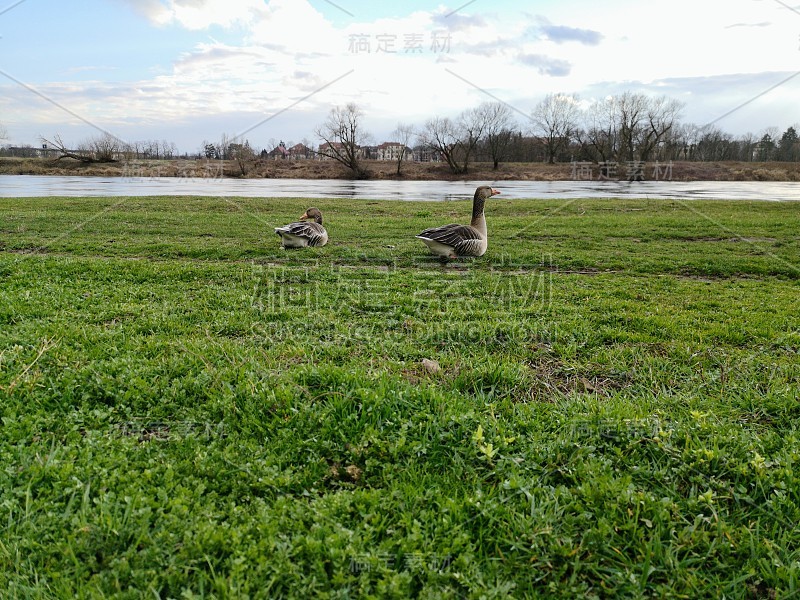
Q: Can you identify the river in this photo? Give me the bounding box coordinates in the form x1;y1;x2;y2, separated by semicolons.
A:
0;175;798;201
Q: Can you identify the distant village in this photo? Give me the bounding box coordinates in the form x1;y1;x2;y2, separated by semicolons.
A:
262;141;440;163
0;139;441;162
1;135;787;165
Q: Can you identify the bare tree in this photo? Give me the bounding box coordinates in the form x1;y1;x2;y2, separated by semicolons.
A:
762;126;781;141
88;134;122;162
40;133;121;163
229;139;255;176
161;140;177;160
531;93;580;164
613;92;683;161
217;134;232;160
476;102;515;169
391;122;415;175
659;122;689;161
694;126;734;161
147;140;159;159
640;95;683;161
738;131;759;162
420;116;462;173
0;122;8;142
457;106;487;173
314;103;371;179
614;92;648;162
580;97;618;163
40;135;80;161
421;107;486;175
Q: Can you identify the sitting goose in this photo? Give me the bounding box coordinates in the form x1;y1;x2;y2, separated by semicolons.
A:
274;207;328;248
416;186;501;258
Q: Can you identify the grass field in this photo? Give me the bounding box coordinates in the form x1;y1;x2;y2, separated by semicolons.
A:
1;195;798;598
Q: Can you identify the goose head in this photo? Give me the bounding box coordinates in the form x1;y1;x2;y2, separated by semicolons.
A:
300;207;324;225
471;186;501;221
475;186;501;200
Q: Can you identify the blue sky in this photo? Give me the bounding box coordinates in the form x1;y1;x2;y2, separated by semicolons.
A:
1;0;798;152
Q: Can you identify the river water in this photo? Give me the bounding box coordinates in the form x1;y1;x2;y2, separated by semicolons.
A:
0;175;798;201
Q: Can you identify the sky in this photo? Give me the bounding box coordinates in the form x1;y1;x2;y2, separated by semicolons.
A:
0;0;798;153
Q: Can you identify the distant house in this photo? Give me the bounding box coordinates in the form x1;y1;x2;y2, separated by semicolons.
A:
412;147;442;162
1;145;59;158
318;142;364;160
375;142;412;161
266;141;289;160
361;145;378;160
317;142;341;160
264;142;314;160
287;143;312;160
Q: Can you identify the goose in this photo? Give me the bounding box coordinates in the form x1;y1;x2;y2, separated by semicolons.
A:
274;207;328;249
416;186;501;258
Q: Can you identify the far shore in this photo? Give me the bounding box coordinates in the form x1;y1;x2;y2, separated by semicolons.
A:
1;156;799;182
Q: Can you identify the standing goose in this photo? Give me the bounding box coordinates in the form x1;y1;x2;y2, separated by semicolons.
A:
274;207;329;248
416;186;501;258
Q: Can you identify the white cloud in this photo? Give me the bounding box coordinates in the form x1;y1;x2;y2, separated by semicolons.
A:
247;0;339;52
3;0;798;150
122;0;266;29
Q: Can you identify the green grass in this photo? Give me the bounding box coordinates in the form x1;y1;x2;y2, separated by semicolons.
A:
1;195;799;598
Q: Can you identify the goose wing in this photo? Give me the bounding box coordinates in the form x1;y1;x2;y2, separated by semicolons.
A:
417;223;484;255
275;221;328;246
417;223;480;244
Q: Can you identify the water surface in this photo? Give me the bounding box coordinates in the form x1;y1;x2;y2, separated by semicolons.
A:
1;175;798;201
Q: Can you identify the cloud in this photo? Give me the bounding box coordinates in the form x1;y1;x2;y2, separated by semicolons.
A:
460;37;517;57
6;0;799;150
118;0;265;29
539;24;603;45
112;0;168;24
725;22;771;28
431;10;487;32
580;70;800;132
173;44;268;70
247;0;339;55
524;16;603;46
518;53;571;77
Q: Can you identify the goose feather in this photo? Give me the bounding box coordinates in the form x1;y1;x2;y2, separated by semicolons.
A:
416;186;500;258
275;207;328;248
416;224;486;257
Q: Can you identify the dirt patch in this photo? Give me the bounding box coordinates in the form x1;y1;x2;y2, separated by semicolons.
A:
528;355;632;400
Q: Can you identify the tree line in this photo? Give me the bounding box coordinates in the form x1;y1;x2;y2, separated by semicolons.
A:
317;94;799;177
2;89;797;176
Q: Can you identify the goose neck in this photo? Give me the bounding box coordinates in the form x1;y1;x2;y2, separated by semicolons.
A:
470;193;487;234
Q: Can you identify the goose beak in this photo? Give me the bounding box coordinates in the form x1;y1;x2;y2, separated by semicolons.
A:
299;211;309;221
491;188;501;196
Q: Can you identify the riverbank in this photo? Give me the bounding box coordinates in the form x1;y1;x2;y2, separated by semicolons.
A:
2;156;800;181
